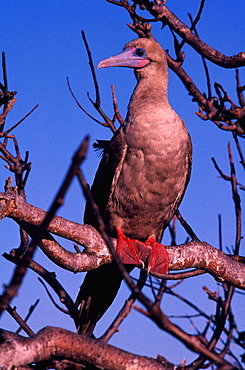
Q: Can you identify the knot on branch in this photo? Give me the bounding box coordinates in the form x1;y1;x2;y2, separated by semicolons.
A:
127;21;153;39
0;180;18;220
0;84;17;107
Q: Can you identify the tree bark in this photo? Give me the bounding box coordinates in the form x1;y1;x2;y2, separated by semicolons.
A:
0;326;171;370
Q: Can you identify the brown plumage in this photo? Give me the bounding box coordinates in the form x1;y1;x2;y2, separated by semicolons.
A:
76;38;192;336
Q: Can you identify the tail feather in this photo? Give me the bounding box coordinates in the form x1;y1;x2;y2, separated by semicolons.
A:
76;263;133;337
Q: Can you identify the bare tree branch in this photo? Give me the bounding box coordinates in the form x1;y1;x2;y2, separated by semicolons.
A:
6;305;34;336
16;299;39;335
0;187;245;290
128;1;245;68
0;104;39;137
108;1;245;137
0;137;89;316
0;326;172;370
1;3;245;368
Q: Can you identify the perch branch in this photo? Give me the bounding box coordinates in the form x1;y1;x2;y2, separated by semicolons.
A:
0;188;245;290
0;326;170;370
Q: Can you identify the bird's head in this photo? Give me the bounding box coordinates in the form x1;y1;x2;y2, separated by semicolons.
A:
97;38;167;74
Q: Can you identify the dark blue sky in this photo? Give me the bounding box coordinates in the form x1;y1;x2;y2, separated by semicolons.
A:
1;1;245;365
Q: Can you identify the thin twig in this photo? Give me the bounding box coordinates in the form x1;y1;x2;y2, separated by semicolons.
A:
233;133;245;170
3;250;79;327
168;215;177;246
81;30;100;106
81;31;117;133
0;104;39;137
179;0;206;50
188;12;212;100
218;214;223;251
6;305;34;336
67;77;107;126
15;227;29;258
235;68;245;107
2;52;8;92
2;51;8;129
111;85;124;126
228;142;242;255
38;278;69;314
152;269;206;280
0;136;31;196
0;137;89;317
211;156;245;189
16;299;39;334
175;210;199;240
100;270;148;342
0;98;16;129
166;286;211;320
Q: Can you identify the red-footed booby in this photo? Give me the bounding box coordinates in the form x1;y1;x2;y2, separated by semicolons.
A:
76;38;192;336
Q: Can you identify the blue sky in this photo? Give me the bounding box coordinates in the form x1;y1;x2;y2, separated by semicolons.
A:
1;1;245;366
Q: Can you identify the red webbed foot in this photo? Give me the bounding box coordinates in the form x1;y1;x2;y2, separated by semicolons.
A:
116;228;169;274
145;236;169;275
116;227;150;267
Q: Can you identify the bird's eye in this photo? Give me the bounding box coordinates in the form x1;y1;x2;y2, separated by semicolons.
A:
134;48;145;57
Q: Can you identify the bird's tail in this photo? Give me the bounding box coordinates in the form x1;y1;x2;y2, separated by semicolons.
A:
75;262;133;337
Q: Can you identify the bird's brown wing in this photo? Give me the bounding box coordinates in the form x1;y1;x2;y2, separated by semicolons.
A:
179;133;192;206
186;134;192;189
76;127;130;336
84;127;128;230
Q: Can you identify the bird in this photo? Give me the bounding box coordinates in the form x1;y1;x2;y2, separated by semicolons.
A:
75;37;192;336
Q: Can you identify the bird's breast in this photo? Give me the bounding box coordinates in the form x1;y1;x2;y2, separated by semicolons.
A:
106;107;191;242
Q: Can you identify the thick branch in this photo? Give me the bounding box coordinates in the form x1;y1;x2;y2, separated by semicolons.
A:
0;186;111;269
1;188;245;289
134;1;245;68
0;326;170;370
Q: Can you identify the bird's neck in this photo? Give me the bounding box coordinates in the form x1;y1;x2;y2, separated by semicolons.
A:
129;66;169;111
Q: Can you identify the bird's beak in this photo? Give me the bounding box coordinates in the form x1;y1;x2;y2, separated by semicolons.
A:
98;47;150;69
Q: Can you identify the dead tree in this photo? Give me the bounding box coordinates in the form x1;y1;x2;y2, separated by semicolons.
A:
0;1;245;369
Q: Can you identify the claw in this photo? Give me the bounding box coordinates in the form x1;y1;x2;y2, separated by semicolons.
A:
116;228;150;266
115;228;169;274
146;236;169;274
